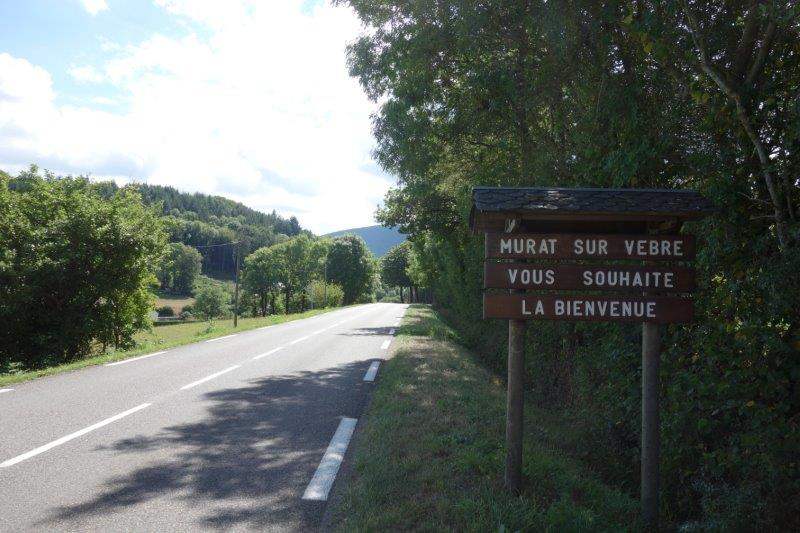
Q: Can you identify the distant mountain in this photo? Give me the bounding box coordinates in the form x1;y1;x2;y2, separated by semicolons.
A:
325;225;406;257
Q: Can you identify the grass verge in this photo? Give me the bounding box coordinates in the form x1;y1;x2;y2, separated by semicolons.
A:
0;307;341;387
329;305;639;531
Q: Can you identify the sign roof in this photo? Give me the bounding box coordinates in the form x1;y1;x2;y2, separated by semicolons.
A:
470;187;714;231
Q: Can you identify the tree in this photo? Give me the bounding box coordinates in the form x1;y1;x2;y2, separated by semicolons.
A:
381;241;412;302
242;246;285;316
0;167;165;367
326;235;375;304
307;280;344;308
157;242;202;295
193;278;228;323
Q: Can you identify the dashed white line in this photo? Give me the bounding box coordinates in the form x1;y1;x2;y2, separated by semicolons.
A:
205;334;237;343
380;339;391;350
0;388;13;394
180;365;241;390
289;335;311;345
0;403;151;468
105;351;166;366
302;417;358;501
363;362;380;382
252;347;284;360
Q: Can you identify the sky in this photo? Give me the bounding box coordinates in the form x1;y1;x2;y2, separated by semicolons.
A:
0;0;390;234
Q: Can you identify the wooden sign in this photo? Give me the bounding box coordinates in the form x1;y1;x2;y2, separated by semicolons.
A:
483;294;693;323
485;233;695;260
484;263;694;292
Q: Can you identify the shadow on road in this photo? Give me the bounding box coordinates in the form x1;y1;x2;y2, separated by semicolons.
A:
335;326;394;337
43;360;370;530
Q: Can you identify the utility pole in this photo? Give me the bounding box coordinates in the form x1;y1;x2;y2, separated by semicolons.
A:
323;259;328;308
233;242;240;328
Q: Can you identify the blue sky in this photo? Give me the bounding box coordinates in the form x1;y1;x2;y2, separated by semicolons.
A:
0;0;388;233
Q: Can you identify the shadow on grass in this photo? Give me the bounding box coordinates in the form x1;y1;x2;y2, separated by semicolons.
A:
42;361;371;530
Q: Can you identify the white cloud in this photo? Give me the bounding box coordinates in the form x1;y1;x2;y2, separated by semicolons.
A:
79;0;109;16
0;1;391;233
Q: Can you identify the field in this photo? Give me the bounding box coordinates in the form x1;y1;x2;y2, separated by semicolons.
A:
154;296;195;315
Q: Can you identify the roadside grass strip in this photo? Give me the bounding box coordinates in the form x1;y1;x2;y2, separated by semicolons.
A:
180;365;241;391
0;307;344;388
363;362;380;382
0;403;151;468
303;417;358;501
105;351;166;366
328;305;638;531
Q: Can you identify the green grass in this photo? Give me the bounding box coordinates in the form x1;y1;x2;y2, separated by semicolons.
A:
330;305;639;532
0;308;340;387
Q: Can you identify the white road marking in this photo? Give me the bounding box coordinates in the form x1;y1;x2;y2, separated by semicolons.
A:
180;365;241;390
363;362;380;382
302;417;358;501
0;403;151;468
252;347;284;360
0;388;13;394
205;334;237;343
388;328;395;335
105;351;166;366
380;340;391;350
289;335;311;345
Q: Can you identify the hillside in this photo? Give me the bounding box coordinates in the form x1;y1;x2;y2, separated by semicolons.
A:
325;225;405;257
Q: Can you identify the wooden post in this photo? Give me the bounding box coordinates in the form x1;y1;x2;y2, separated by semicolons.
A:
233;243;240;328
641;321;661;529
506;317;525;492
504;217;525;493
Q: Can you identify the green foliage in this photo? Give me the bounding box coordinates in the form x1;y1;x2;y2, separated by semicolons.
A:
192;277;229;322
0;166;165;369
326;235;376;304
157;242;202;295
242;245;285;316
342;0;800;528
156;305;175;317
380;241;412;288
307;280;344;308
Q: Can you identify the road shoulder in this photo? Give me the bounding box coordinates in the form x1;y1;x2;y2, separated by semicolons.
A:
323;304;638;531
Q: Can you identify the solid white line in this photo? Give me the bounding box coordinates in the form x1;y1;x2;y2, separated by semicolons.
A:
380;340;391;350
105;351;166;366
252;347;283;360
302;417;358;501
180;365;241;390
0;388;13;394
0;403;151;468
289;335;311;345
363;362;380;382
205;334;237;343
388;328;395;335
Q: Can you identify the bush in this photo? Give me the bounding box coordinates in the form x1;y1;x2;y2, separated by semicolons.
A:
193;278;229;322
307;280;344;308
178;310;193;321
156;305;175;317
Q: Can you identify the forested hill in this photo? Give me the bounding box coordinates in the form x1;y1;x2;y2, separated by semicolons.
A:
126;183;303;278
325;225;405;257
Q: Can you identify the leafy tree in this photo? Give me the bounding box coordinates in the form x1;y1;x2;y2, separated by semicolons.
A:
381;241;412;301
0;167;165;368
242;246;285;316
157;242;202;295
326;235;376;304
193;278;228;323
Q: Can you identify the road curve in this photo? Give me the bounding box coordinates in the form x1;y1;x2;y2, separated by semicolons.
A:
0;302;408;532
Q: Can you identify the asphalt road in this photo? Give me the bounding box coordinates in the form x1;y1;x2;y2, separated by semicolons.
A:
0;302;408;532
